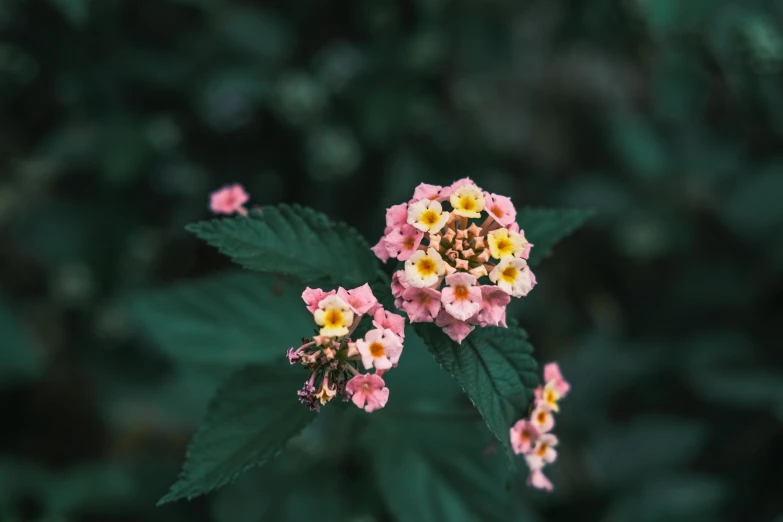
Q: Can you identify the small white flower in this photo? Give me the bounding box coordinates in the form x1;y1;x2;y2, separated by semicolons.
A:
357;328;404;370
407;199;450;234
404;247;446;288
449;183;485;218
313;295;355;337
489;256;535;297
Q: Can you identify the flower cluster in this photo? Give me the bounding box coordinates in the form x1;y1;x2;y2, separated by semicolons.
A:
288;284;406;413
372;178;536;343
509;363;570;491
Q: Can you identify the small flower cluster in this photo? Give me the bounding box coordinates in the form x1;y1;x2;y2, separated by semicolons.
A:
288;284;406;413
509;363;570;491
372;178;536;343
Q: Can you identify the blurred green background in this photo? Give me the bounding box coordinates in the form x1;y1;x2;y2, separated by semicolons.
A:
2;0;783;521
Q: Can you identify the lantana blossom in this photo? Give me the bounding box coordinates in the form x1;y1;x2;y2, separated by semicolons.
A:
372;178;536;343
357;328;403;371
345;374;389;412
290;284;407;414
313;295;355;337
441;273;482;321
510;362;570;492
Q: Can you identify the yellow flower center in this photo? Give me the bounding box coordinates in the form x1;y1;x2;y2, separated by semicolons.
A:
536;410;547;424
454;285;469;300
324;309;344;328
420;209;440;226
369;342;385;357
496;238;511;255
459;196;476;212
501;266;518;283
545;389;558;406
417;258;436;276
536;443;549;457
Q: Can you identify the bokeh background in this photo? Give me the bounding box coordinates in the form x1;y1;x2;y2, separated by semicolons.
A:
2;0;783;521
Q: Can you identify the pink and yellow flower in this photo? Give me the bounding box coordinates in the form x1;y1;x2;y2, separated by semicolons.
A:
357;328;404;371
372;178;539;343
489;256;535;297
404;247;446;288
407;199;450;234
313;294;355;337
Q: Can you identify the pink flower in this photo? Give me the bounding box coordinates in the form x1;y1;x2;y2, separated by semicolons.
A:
411;183;443;202
357;328;404;370
483;192;517;226
526;433;559;472
391;270;409;298
470;286;511;327
435;309;475;344
345;374;390;413
384;225;424;261
530;404;555;433
401;287;442;323
544;362;570;397
372;237;391;262
373;308;406;339
527;469;553;492
441;273;482;321
510;419;540;455
337;284;379;315
385;203;409;233
301;287;336;313
210;184;249;215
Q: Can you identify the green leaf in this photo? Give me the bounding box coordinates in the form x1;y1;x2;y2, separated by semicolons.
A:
0;290;42;386
129;272;312;366
186;205;379;287
414;324;539;460
158;364;315;504
517;207;594;266
367;415;510;522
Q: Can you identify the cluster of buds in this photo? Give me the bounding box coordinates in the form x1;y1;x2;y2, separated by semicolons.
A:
372;178;536;343
509;363;570;491
288;284;406;413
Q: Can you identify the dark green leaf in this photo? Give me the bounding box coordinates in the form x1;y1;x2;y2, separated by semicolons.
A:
129;272;312;366
158;364;315;504
517;208;593;266
367;414;510;522
414;324;539;460
186;205;379;287
0;290;42;386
